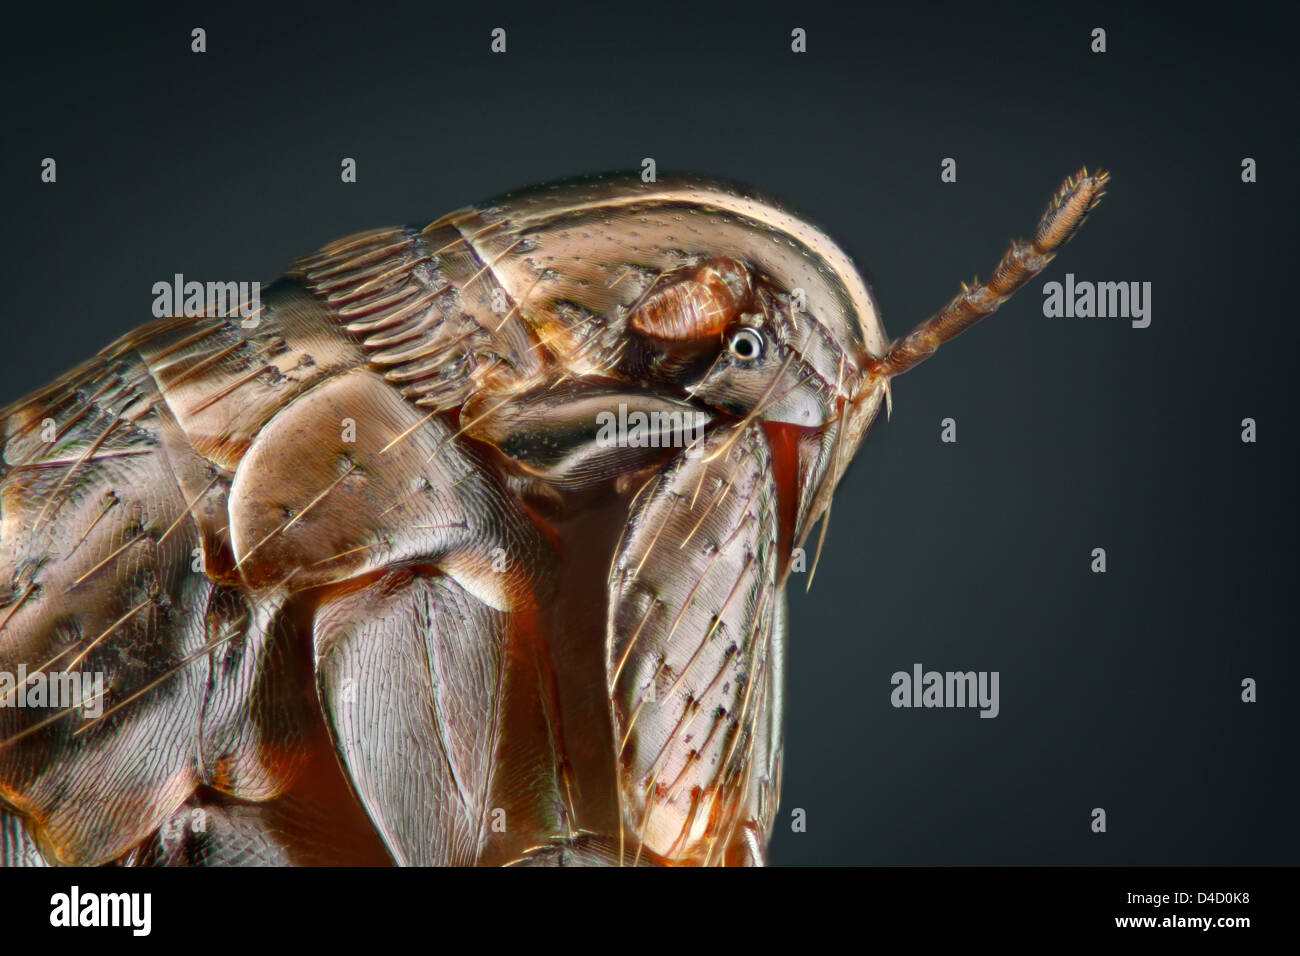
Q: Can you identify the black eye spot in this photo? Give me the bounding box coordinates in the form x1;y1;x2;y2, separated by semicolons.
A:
728;327;764;362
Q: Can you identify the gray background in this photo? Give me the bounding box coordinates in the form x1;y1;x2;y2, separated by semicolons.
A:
2;0;1294;864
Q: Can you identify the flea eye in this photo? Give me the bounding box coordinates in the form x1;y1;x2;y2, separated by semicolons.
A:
728;327;764;361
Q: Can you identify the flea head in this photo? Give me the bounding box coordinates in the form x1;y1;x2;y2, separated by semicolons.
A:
471;173;889;544
467;169;1107;557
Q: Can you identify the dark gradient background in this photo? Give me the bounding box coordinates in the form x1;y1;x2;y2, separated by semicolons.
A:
2;0;1295;865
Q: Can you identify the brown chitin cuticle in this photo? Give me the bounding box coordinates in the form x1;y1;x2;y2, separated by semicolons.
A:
630;258;752;343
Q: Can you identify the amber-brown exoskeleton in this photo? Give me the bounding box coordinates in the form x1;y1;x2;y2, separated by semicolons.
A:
0;169;1107;866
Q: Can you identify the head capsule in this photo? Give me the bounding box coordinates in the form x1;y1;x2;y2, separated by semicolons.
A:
455;173;890;539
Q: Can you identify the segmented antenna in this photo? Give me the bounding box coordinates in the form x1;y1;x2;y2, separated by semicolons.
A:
870;168;1110;378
